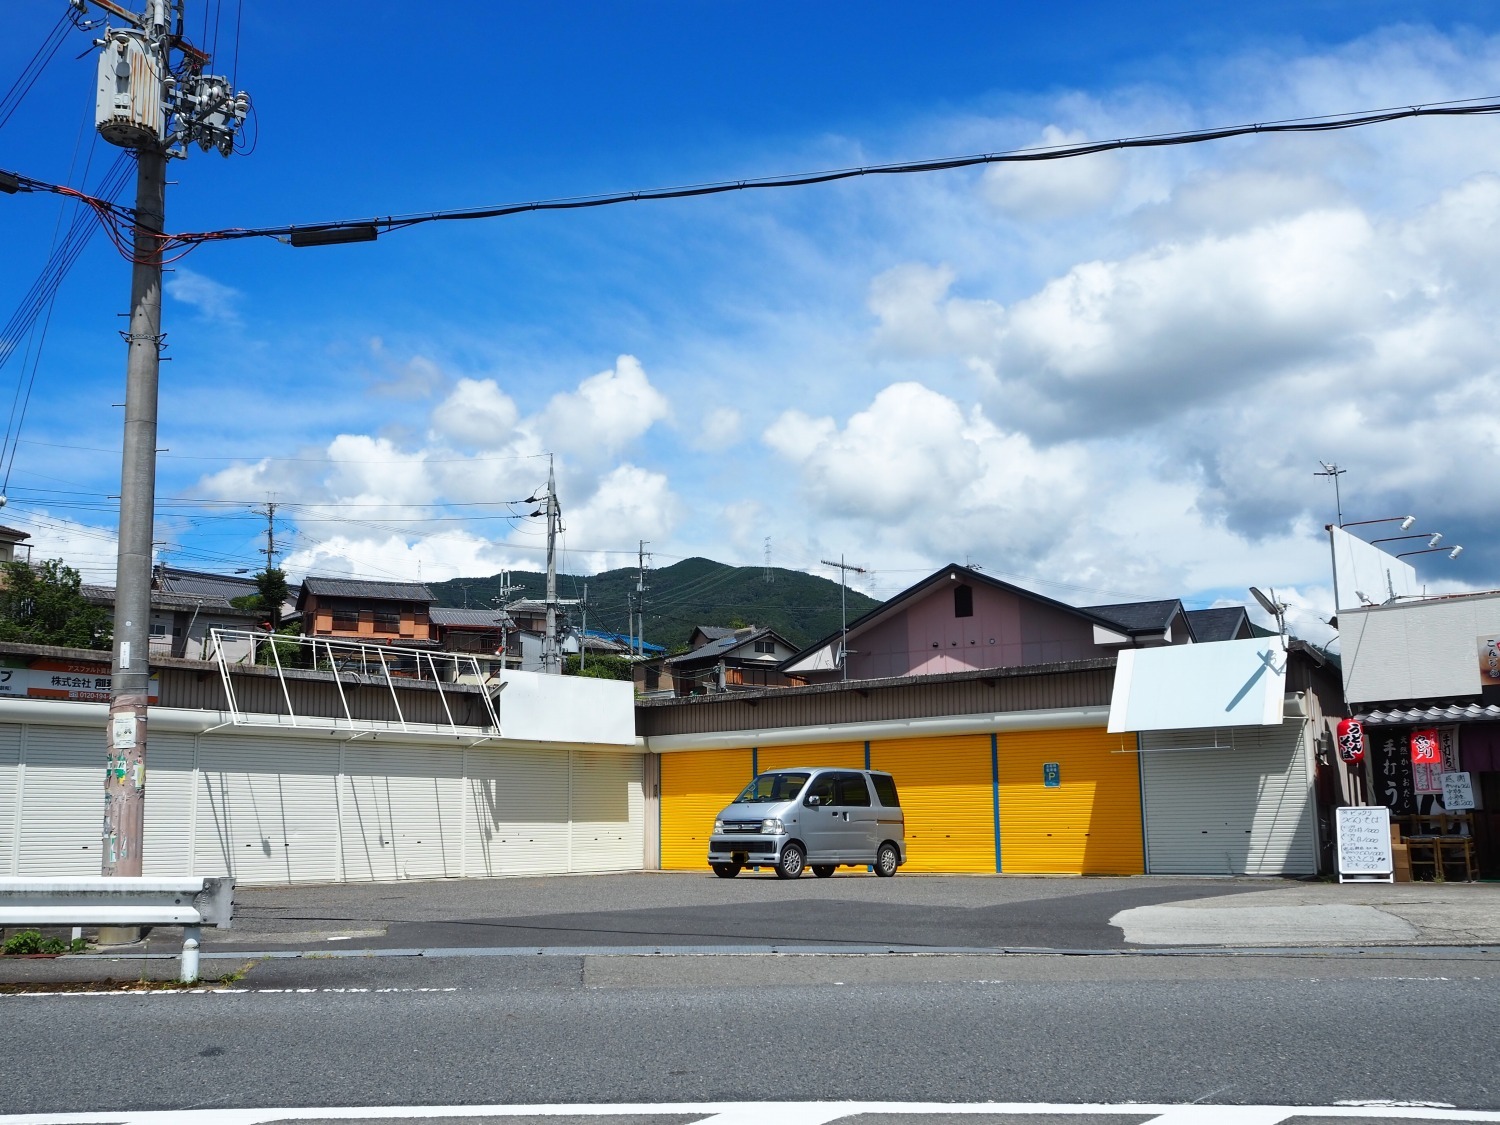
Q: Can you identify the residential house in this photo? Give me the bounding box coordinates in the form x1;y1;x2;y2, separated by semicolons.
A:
81;583;261;661
0;525;30;564
297;576;437;646
662;625;800;696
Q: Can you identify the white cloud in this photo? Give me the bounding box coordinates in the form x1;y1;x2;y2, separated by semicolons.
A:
982;125;1127;220
165;268;241;324
692;406;744;450
429;378;520;448
535;355;672;465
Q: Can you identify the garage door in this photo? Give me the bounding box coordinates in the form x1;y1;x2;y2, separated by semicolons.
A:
0;725;19;876
464;745;570;877
1139;723;1316;875
870;734;994;873
195;734;340;885
659;748;753;870
141;731;196;878
570;751;645;872
17;725;102;876
756;741;865;773
998;727;1143;875
340;743;465;881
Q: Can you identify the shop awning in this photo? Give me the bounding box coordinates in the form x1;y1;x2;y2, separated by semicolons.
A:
1356;703;1500;725
1108;636;1288;733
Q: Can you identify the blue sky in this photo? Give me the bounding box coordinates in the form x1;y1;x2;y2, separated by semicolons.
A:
3;1;1500;639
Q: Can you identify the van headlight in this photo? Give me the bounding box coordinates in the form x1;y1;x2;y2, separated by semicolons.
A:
761;818;786;835
713;818;724;833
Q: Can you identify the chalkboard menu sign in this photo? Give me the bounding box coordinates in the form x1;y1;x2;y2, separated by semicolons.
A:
1336;806;1394;882
1370;727;1416;815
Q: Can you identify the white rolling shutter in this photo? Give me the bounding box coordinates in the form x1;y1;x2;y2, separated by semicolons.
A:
17;725;102;876
195;734;339;885
464;745;569;877
0;724;21;876
142;731;196;878
569;751;644;872
1139;723;1316;876
340;743;464;881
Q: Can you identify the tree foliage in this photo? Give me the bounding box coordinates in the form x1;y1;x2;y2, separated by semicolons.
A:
563;653;634;682
0;559;112;650
230;567;289;628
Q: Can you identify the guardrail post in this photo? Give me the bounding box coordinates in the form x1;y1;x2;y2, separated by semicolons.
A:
180;925;201;983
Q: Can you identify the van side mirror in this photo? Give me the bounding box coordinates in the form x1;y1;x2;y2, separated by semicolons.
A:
805;795;820;807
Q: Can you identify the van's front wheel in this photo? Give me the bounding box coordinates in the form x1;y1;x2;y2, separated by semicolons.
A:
775;842;806;880
712;862;741;879
874;842;899;877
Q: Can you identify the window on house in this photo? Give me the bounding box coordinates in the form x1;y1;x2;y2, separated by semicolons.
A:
149;623;167;637
954;584;974;618
753;639;775;654
330;603;358;631
373;610;400;631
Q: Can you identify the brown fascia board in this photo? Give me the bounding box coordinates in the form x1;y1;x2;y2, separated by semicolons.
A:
641;654;1119;710
778;562;1141;673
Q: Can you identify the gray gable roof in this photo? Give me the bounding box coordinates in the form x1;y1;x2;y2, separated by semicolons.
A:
299;576;436;603
666;626;794;668
1082;599;1186;636
1184;606;1252;643
82;584;262;618
430;607;510;628
692;626;738;642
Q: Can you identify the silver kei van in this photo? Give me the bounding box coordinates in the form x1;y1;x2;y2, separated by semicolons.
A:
707;767;906;879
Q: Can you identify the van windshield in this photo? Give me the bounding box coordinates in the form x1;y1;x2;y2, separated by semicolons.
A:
732;772;810;804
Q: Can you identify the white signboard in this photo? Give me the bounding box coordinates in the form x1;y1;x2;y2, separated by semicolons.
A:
1108;636;1287;733
1336;806;1394;883
1442;771;1476;811
1330;525;1419;612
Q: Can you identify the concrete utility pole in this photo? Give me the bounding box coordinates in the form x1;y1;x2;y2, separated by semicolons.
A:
256;501;279;568
635;540;650;657
541;457;561;674
821;555;867;682
86;0;250;886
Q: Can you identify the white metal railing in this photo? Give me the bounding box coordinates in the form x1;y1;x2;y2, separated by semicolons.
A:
206;629;503;739
0;876;234;982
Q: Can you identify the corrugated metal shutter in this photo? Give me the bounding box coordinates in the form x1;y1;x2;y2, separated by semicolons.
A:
659;749;753;870
195;734;340;885
341;743;464;881
17;725;101;876
0;724;19;876
757;742;865;772
870;734;994;873
463;745;570;877
569;751;645;872
142;731;196;878
998;727;1143;875
1139;723;1316;875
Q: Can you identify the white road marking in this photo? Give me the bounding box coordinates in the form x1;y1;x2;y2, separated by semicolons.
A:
2;1102;1499;1125
0;987;460;999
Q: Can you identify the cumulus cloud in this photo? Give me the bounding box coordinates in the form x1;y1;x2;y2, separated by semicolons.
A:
429;378;520;448
982;125;1127;220
535;355;672;464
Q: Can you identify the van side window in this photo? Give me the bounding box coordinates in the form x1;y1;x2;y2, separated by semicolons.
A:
805;773;836;806
836;773;871;807
871;774;900;807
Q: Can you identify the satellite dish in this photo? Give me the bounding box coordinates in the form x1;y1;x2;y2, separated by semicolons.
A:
1249;586;1288;637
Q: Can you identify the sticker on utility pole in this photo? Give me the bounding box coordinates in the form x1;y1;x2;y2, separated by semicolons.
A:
1043;762;1061;788
111;713;137;750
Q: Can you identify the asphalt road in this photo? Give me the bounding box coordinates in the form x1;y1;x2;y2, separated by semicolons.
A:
187;873;1275;954
3;952;1499;1116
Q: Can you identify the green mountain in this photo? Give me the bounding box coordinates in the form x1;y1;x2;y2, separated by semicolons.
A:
428;557;881;652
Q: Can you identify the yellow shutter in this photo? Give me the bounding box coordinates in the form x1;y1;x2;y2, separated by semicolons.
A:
659;749;754;870
756;741;865;772
869;734;995;873
997;727;1143;875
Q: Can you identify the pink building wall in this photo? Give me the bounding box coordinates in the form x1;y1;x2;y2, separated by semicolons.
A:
846;580;1099;680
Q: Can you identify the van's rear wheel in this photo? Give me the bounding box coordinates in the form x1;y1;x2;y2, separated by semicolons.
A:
812;864;835;878
775;843;805;880
874;842;899;877
712;862;741;879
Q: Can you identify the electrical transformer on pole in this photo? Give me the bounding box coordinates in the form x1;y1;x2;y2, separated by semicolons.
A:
82;0;250;886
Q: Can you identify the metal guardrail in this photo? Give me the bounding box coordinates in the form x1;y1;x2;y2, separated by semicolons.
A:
0;876;234;982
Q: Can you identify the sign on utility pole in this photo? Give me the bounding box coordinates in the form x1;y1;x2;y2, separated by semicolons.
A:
85;0;250;883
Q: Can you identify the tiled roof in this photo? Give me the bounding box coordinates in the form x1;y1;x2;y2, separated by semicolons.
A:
692;626;738;641
429;607;510;627
299;576;435;602
666;626;789;667
0;525;31;540
82;584;261;617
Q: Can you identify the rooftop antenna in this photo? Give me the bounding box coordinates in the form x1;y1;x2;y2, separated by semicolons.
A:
1249;586;1287;637
822;555;868;682
1315;462;1347;527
